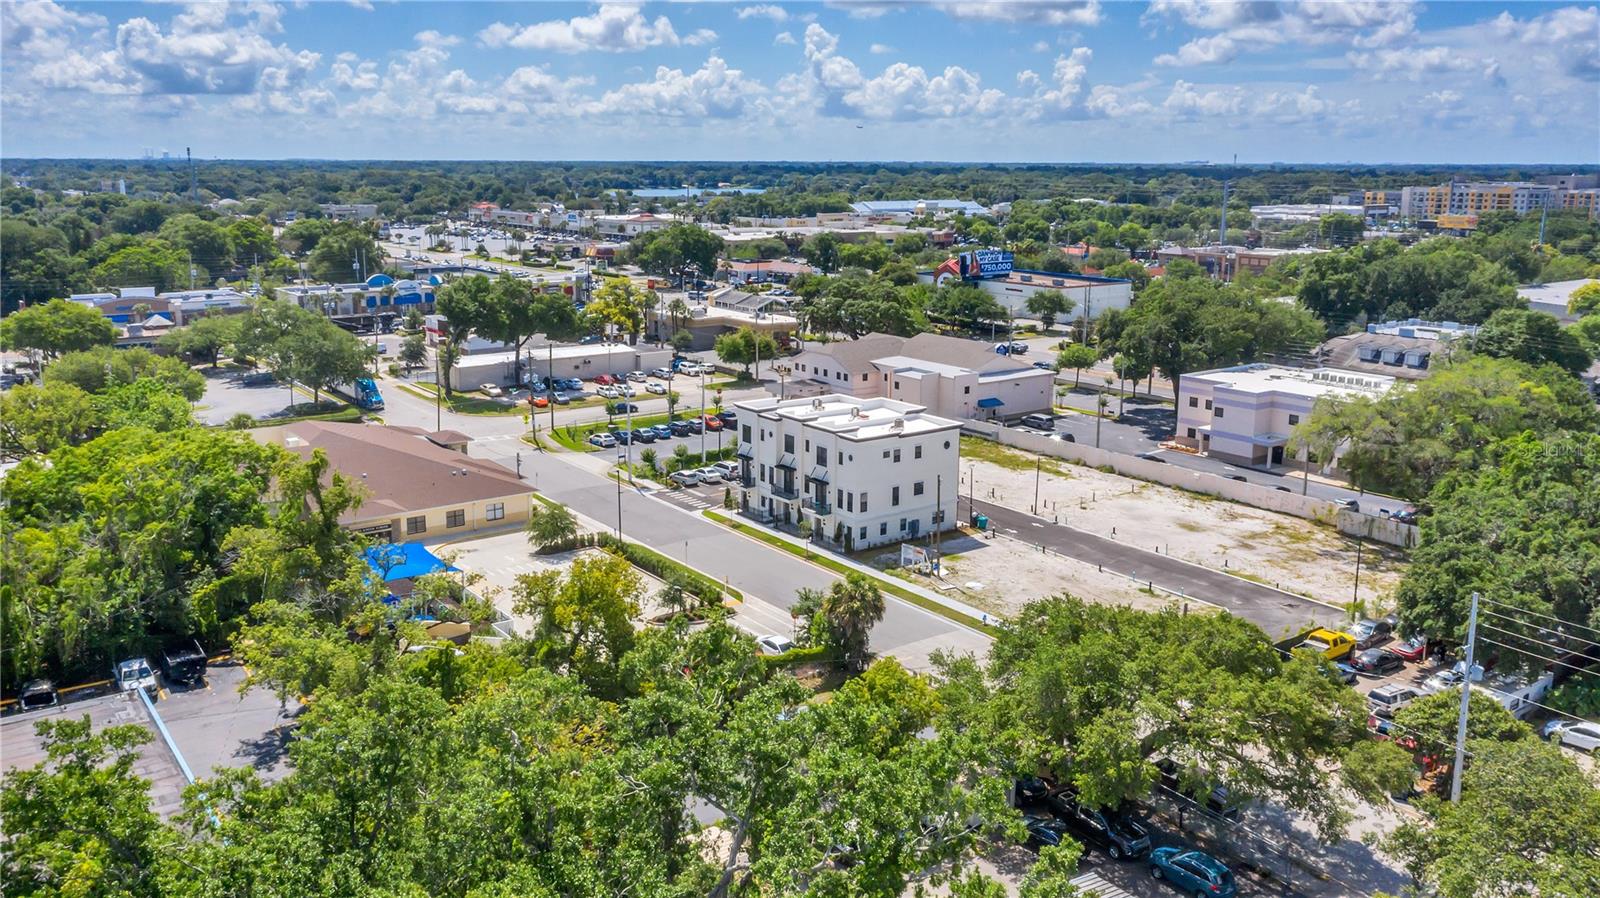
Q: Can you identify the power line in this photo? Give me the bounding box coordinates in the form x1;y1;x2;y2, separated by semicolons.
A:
1476;635;1598;679
1478;607;1600;652
1480;597;1600;641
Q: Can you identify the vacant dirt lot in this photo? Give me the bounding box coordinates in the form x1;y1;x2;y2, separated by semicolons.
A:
442;531;667;634
959;438;1406;611
867;528;1190;619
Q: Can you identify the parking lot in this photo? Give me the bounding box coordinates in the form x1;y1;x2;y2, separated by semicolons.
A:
2;687;192;818
158;661;299;783
195;366;303;425
652;478;730;512
1;660;301;819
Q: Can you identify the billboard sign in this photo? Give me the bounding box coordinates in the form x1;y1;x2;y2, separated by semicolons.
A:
959;249;1014;280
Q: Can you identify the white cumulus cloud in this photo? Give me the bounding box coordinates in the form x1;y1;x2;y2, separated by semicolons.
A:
478;4;702;54
736;5;788;22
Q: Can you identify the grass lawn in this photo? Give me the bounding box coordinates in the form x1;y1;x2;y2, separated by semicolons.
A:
958;434;1076;478
702;510;999;638
395;382;525;416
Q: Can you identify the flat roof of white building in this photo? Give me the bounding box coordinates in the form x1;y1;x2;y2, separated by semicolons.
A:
1189;364;1396;400
738;394;961;440
453;342;655;367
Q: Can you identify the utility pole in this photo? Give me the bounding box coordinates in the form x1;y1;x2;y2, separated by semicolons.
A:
1451;591;1481;803
1538;195;1550;247
1219;179;1230;247
699;369;707;460
187;146;197;205
434;349;442;431
1351;519;1368;615
548;342;557;433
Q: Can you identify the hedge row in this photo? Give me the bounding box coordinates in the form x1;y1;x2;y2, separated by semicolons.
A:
533;531;743;603
597;534;740;602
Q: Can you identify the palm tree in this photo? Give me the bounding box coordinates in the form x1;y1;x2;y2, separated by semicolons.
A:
526;503;579;551
821;572;886;673
666;296;690;338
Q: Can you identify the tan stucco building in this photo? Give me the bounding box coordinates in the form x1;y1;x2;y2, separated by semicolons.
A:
252;421;532;542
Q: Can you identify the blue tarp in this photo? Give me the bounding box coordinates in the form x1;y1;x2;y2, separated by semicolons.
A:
364;542;459;582
976;397;1005;409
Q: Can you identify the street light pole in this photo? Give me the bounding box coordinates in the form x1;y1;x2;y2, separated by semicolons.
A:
434;349;442;431
699;369;707;460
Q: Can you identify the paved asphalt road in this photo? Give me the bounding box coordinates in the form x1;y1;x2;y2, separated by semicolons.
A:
379;379;990;667
965;497;1342;639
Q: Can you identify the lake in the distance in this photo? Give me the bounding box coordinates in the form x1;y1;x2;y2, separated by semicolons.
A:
630;187;766;197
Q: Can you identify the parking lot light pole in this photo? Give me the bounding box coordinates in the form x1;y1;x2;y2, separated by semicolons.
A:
699;370;707;461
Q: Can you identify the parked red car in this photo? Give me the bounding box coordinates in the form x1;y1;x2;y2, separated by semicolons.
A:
1391;634;1430;662
702;415;724;431
594;374;616;386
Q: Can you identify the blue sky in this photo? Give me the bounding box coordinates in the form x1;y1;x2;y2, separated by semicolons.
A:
2;1;1596;162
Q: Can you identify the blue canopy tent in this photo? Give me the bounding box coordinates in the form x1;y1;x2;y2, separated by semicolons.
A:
365;542;458;582
364;542;460;608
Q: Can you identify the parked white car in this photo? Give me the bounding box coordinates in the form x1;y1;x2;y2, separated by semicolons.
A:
697;467;725;484
619;384;637;397
650;367;675;379
756;634;795;655
670;469;702;487
479;383;504;397
627;370;647;382
588;432;618;449
114;658;158;694
645;382;668;394
712;460;740;477
678;363;705;376
1543;720;1600;752
596;385;622;399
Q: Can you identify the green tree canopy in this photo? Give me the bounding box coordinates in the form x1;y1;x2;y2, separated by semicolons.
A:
713;327;778;375
1114;276;1324;399
1289;355;1599;500
630;223;724;279
1024;290;1074;330
46;345;205;400
1471;307;1593;375
0;298;117;361
1395;429;1600;646
1;427;284;685
159;313;241;367
306;223;381;283
936;596;1367;837
0;717;171;897
1384;737;1600;898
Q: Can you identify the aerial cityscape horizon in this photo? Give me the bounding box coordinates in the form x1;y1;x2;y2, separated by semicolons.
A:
4;3;1600;898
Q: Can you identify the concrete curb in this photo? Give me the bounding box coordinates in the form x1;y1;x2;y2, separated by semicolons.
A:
703;510;996;638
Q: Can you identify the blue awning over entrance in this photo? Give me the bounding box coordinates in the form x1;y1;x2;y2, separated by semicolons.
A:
976;397;1005;409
